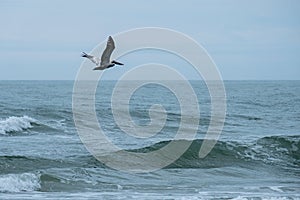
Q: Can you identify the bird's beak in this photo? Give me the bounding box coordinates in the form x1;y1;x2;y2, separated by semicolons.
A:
112;60;124;65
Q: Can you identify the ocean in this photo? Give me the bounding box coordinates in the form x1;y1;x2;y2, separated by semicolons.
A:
0;80;299;199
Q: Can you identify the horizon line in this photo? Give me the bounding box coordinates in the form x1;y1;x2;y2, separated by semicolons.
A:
1;79;300;81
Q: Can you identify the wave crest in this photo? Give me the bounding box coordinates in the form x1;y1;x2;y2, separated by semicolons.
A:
122;135;300;169
0;172;41;193
0;116;37;135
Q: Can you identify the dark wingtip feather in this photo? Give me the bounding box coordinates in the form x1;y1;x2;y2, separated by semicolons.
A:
81;52;88;57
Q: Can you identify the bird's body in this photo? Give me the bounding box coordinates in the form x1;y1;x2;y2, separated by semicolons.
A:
82;36;123;70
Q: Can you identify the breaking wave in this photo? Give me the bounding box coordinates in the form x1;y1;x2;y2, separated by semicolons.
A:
0;172;41;193
0;116;38;135
117;135;300;169
0;135;298;172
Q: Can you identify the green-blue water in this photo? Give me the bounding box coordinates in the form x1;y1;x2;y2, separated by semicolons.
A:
0;80;299;199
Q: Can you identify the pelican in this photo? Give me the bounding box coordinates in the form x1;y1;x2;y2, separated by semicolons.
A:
81;36;124;70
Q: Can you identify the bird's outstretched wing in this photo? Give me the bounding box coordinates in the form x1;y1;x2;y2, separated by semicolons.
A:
101;36;115;65
81;52;100;65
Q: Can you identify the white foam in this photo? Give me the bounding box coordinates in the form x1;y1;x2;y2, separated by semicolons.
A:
269;186;284;193
0;173;41;192
232;195;300;200
45;119;70;132
0;116;37;135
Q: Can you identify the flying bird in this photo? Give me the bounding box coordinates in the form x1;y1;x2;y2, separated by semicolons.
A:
81;36;124;70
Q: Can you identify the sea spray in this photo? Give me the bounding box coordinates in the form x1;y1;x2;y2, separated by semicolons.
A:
0;116;37;135
0;173;41;192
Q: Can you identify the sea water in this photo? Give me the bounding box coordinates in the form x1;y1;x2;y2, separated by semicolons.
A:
0;80;299;199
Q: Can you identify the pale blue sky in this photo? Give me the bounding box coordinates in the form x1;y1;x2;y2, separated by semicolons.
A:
0;0;299;80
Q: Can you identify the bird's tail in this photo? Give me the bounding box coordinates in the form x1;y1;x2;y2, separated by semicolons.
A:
81;52;91;58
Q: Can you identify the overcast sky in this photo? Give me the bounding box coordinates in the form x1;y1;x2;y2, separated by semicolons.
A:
0;0;299;80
